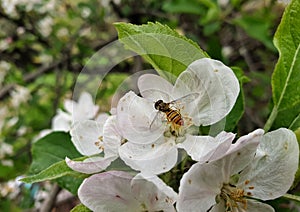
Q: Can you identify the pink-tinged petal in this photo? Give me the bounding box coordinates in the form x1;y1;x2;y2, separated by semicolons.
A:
119;138;178;175
223;129;263;177
65;156;116;174
174;58;240;126
138;74;173;101
51;109;72;131
103;115;122;157
70;120;103;156
177;162;224;212
177;132;234;163
78;171;141;211
117;91;165;144
227;129;264;154
238;128;299;200
131;174;177;212
216;131;262;180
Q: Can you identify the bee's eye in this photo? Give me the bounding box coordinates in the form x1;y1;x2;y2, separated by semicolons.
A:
154;100;163;109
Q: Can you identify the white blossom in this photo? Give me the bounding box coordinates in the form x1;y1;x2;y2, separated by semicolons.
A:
10;85;31;108
117;58;240;175
66;115;122;174
78;171;177;211
37;16;53;37
177;128;299;212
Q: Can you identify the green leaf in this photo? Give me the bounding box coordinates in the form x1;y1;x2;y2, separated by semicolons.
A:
224;67;246;131
264;0;300;132
71;204;92;212
29;132;82;174
25;132;84;194
233;15;276;51
114;22;208;82
21;160;87;184
162;0;204;15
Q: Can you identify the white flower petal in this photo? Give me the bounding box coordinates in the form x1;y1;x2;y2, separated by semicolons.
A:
103;115;122;157
76;91;99;120
63;99;74;115
70;120;103;156
174;58;240;126
209;201;225;212
117;91;165;144
207;129;262;180
138;74;173;101
177;131;234;163
210;199;275;212
226;129;264;155
65;156;116;174
246;200;275;212
64;92;99;121
95;113;110;124
51;109;72;131
177;162;224;212
131;174;177;212
78;171;141;211
119;138;178;175
238;128;299;200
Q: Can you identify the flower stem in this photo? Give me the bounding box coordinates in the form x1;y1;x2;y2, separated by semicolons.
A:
263;106;278;132
283;193;300;202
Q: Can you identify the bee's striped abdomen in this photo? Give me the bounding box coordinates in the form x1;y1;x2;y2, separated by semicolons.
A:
165;109;184;126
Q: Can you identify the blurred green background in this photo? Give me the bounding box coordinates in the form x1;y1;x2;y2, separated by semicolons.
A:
0;0;296;211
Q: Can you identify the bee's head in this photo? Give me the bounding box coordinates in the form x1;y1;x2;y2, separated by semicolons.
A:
154;100;163;110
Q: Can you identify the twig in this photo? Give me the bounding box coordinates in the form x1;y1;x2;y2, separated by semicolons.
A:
236;27;257;72
0;36;117;100
0;61;61;100
39;184;61;212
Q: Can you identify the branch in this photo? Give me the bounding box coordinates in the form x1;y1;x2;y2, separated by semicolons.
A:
0;61;61;100
0;11;50;48
0;36;117;100
39;184;61;212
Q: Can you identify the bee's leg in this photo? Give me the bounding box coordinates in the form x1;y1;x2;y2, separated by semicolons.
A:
170;123;181;136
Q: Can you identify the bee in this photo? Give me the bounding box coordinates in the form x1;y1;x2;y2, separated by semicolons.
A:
150;93;199;135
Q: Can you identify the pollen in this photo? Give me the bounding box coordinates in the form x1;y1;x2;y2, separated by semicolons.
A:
284;142;288;150
220;183;247;211
94;136;104;150
121;138;127;145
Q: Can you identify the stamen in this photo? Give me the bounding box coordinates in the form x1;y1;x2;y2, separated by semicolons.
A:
94;136;104;150
220;183;247;211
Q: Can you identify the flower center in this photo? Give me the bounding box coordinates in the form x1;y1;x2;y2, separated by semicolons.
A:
220;183;247;211
94;136;104;151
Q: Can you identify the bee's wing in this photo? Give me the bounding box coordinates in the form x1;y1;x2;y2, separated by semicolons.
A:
149;111;165;130
169;93;199;108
